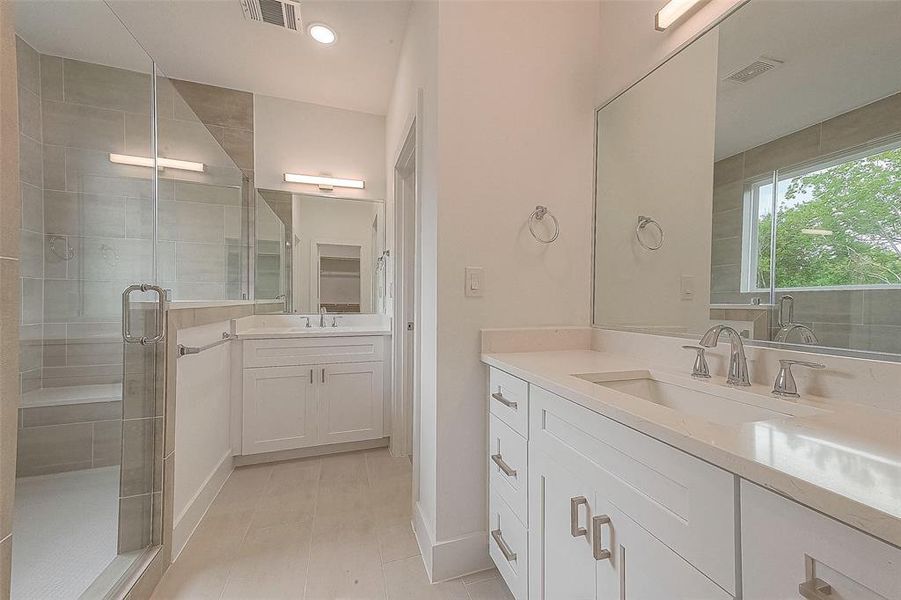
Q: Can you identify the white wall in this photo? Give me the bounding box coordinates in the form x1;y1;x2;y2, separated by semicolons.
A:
384;0;439;573
595;30;718;333
255;94;387;201
172;321;234;557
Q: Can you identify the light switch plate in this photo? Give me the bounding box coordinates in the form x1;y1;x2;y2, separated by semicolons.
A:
465;267;484;297
680;275;695;301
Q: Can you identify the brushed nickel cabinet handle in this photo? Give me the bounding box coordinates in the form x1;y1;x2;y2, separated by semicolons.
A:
799;578;832;600
570;496;588;538
490;453;517;477
491;391;517;409
592;514;611;561
321;368;326;384
490;529;517;562
309;369;313;384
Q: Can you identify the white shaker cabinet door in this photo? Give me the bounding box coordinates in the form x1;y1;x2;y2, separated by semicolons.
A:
742;481;900;600
529;450;598;600
242;366;318;454
598;504;732;600
317;361;384;444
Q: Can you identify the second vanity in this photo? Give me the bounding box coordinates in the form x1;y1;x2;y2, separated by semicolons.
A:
481;333;901;600
230;314;391;458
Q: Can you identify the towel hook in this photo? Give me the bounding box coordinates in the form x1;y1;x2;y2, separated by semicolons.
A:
529;205;559;244
636;216;664;250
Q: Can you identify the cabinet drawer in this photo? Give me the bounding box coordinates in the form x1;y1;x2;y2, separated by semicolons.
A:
529;385;736;595
489;492;528;600
243;336;384;368
742;481;900;600
489;368;529;437
489;414;528;525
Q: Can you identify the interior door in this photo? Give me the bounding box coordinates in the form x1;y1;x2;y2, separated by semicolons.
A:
529;450;597;600
317;362;383;444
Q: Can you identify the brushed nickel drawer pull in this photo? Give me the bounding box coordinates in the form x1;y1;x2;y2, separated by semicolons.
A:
592;514;611;561
490;453;517;477
799;578;832;600
491;529;517;562
570;496;588;538
491;391;517;409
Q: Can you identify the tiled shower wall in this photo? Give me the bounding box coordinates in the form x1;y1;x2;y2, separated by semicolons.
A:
710;91;901;355
15;37;252;397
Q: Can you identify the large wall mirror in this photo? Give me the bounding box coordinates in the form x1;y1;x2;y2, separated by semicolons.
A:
593;0;901;359
255;190;386;315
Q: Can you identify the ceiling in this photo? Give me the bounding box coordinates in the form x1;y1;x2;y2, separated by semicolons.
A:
13;0;411;115
714;0;901;160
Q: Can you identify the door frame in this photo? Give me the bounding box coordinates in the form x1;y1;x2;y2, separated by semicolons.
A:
390;106;420;460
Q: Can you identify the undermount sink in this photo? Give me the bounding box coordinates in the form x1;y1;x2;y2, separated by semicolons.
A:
575;371;825;426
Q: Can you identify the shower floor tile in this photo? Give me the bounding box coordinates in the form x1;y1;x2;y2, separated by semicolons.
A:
11;466;120;600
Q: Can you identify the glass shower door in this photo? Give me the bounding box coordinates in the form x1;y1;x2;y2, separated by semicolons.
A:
11;1;162;597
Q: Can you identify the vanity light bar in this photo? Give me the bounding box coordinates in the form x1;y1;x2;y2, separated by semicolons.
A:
284;173;365;190
655;0;705;31
109;153;205;173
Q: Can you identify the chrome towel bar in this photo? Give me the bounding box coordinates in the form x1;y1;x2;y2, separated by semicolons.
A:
177;332;235;358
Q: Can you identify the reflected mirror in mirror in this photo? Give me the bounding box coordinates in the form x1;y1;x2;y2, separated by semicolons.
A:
593;0;901;359
255;190;386;315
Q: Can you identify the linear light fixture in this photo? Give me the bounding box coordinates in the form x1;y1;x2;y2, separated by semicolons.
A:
284;173;365;190
655;0;705;31
109;153;205;173
801;228;834;236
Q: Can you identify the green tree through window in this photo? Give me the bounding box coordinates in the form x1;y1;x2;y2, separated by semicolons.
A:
756;146;901;288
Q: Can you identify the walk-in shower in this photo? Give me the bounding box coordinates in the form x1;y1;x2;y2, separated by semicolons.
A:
11;1;250;596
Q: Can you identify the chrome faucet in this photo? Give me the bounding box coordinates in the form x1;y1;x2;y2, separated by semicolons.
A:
319;306;328;328
699;325;751;386
774;323;819;345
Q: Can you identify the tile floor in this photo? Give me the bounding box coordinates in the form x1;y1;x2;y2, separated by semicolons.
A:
150;448;513;600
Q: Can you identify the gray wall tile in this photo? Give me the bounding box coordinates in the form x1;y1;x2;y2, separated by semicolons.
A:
121;418;154;497
20;278;42;325
64;147;153;198
18;324;42;374
171;78;253;130
118;494;152;553
176;243;226;283
43;190;127;238
42;99;125;153
42;144;66;191
39;55;63;102
743;125;820;179
22;401;120;427
863;289;901;327
19;230;42;278
16;422;93;475
63;58;151;114
93;420;122;467
15;36;39;95
159;201;225;243
18;133;42;188
17;85;41;142
20;182;43;233
820;91;901;155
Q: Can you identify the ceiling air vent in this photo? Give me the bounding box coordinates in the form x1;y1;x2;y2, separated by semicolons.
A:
724;57;784;84
240;0;302;32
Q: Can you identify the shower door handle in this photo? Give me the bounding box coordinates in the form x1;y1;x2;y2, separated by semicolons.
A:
122;284;167;345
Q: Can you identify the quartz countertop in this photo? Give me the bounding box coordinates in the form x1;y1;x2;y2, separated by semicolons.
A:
481;349;901;547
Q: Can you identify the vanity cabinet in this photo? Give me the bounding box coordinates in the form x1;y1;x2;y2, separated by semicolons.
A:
241;335;386;455
741;481;901;600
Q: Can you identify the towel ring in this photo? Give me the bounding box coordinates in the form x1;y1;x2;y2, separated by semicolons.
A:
529;205;559;244
636;216;664;251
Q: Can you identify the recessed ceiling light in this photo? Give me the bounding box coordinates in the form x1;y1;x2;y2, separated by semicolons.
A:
308;23;336;45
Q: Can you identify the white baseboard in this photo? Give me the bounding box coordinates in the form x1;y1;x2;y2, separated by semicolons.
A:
171;450;233;560
233;437;389;467
412;501;493;583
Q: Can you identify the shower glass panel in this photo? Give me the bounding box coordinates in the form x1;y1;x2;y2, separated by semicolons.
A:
153;73;251;302
12;1;160;598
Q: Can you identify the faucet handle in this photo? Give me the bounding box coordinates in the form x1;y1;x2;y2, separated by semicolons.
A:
772;359;825;398
681;345;711;379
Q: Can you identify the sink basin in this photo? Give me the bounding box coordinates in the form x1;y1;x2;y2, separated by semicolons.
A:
575;371;824;426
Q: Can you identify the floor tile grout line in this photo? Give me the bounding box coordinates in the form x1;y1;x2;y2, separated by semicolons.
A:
301;459;324;600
